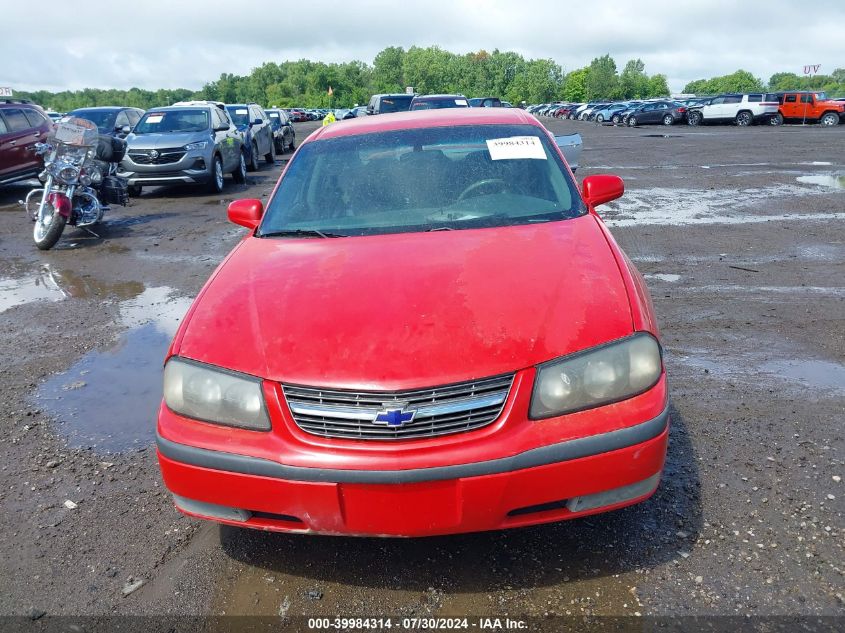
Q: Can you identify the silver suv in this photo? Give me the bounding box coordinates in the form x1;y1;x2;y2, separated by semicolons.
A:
118;103;246;194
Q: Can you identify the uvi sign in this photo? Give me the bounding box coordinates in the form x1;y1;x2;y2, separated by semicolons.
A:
803;65;821;75
0;87;14;97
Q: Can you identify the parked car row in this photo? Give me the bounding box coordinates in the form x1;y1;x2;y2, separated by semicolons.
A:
530;91;845;127
1;98;302;193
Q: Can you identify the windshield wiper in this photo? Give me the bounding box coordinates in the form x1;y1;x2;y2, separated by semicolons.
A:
259;229;347;238
426;226;455;232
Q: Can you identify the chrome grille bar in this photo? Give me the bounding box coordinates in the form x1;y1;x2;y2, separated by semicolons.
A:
283;374;513;441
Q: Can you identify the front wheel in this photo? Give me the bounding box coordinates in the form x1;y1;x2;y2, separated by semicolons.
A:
820;112;839;126
33;199;67;251
663;114;674;126
247;143;259;171
769;113;783;126
628;116;638;127
289;136;296;151
232;152;247;184
735;111;753;126
596;114;604;123
208;155;225;193
687;111;702;126
264;140;275;165
612;114;621;124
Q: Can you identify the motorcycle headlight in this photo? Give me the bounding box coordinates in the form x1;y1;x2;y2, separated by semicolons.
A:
184;141;208;151
57;165;79;182
79;173;92;186
163;357;271;430
530;333;662;419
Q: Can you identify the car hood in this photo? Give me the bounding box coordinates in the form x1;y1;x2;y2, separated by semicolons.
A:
177;216;634;390
126;132;207;149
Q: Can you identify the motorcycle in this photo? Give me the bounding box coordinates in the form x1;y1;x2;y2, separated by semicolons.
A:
23;117;129;250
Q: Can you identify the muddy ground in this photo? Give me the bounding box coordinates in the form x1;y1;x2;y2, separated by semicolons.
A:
0;118;842;623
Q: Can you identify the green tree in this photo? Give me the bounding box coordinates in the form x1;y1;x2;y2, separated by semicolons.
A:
620;59;649;98
646;74;670;97
585;54;619;100
562;68;589;101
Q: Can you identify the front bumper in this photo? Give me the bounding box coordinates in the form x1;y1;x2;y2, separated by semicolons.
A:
118;150;213;186
157;402;669;536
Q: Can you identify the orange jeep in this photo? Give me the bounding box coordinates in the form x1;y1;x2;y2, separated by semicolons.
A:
774;92;845;126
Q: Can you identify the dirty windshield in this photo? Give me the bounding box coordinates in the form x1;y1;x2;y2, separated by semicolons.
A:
259;124;582;237
133;109;209;134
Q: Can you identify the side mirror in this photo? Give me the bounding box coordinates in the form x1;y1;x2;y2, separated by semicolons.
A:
366;106;374;114
214;124;230;132
228;199;264;230
581;175;624;208
252;118;263;126
120;125;131;134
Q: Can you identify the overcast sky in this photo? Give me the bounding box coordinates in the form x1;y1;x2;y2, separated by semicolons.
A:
3;0;844;94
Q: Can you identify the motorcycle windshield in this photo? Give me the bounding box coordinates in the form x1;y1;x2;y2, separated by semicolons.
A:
51;117;98;148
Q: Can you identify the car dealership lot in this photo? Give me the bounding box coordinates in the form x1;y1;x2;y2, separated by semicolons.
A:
0;121;841;619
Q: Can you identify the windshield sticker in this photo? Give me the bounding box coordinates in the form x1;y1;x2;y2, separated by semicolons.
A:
236;109;248;114
455;99;468;106
486;136;547;160
145;114;164;124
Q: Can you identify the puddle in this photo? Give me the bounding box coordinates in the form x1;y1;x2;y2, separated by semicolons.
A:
0;266;144;313
645;273;681;283
676;352;845;395
35;287;193;452
760;360;845;394
796;174;845;189
602;184;845;227
640;134;683;138
204;198;232;206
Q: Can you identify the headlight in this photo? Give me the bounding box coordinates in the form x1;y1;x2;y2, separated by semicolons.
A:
184;141;208;151
57;165;79;182
530;333;662;419
163;357;271;430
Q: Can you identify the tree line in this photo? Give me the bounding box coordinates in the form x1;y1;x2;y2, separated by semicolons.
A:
14;47;845;112
683;69;845;96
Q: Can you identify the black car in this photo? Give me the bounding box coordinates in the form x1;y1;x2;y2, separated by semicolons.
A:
66;106;145;138
409;94;469;110
626;101;687;126
225;103;275;171
264;108;295;153
468;97;502;107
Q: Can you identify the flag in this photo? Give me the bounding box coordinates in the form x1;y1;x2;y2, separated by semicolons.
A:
327;86;334;96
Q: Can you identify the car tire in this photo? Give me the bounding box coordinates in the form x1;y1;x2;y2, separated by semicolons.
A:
596;114;604;123
628;116;638;127
208;155;225;193
662;114;674;126
820;112;839;126
735;111;753;126
247;143;259;172
265;140;275;164
289;137;296;151
127;185;142;197
769;113;784;126
687;111;702;126
612;114;621;124
232;151;247;184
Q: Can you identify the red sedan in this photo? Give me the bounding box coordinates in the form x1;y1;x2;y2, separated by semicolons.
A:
156;108;668;537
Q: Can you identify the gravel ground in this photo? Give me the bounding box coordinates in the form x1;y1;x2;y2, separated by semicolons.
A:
0;118;842;622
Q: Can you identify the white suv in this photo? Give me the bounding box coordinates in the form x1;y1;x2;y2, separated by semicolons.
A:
687;93;780;126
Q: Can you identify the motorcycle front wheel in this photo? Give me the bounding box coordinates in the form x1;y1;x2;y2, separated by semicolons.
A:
33;199;67;250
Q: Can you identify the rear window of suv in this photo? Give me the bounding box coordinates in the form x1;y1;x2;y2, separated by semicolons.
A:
1;108;33;132
747;94;762;102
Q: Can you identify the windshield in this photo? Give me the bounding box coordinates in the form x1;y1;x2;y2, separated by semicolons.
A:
134;109;209;134
226;106;251;127
68;110;116;133
411;98;469;110
259;124;582;237
379;96;413;113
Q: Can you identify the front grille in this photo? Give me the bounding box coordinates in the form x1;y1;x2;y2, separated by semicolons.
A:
128;148;186;165
283;374;514;441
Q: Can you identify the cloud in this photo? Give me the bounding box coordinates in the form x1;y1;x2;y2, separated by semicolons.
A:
3;0;844;93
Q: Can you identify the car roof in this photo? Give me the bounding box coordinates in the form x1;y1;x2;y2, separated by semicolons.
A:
413;94;465;99
146;104;214;111
69;106;135;111
312;107;541;141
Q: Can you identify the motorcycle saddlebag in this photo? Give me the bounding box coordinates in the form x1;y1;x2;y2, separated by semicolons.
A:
95;135;127;163
101;175;129;206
